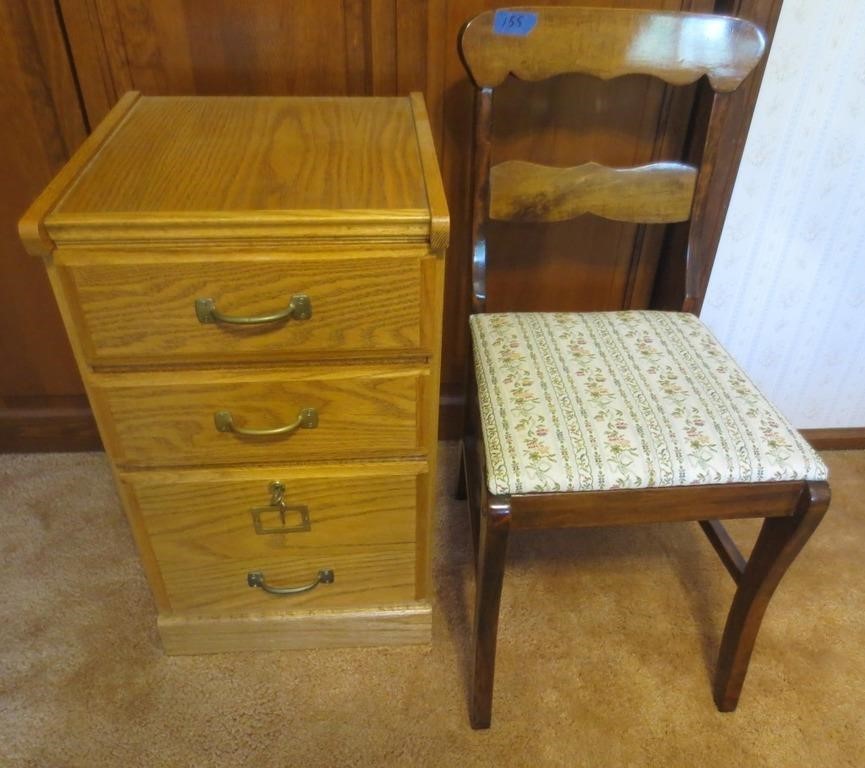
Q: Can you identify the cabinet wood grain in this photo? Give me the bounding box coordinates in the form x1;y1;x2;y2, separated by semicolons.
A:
53;96;428;217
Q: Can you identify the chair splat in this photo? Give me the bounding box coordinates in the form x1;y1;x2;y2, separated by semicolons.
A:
490;160;698;224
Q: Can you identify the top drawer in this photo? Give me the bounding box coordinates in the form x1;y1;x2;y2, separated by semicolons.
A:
55;251;425;367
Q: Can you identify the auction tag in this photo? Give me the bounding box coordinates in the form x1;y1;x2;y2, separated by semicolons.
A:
493;10;538;36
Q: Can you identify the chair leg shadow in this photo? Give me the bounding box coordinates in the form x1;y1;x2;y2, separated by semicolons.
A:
433;443;477;712
665;522;735;686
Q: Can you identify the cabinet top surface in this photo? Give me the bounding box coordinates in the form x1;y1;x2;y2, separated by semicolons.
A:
53;96;429;218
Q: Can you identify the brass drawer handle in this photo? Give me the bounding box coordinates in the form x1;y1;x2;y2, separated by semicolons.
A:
195;294;311;325
247;569;334;596
214;407;318;437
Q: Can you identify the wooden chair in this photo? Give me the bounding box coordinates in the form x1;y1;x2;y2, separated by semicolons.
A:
456;7;830;729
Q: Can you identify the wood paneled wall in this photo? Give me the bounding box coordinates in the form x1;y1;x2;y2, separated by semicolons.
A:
0;0;99;450
1;0;781;449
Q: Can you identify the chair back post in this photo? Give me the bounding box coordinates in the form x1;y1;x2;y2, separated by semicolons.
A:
683;88;735;314
470;86;494;315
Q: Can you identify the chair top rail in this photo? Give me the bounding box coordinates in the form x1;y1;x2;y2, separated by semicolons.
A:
460;7;766;92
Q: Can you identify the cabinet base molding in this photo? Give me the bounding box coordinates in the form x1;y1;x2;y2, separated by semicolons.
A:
158;603;432;655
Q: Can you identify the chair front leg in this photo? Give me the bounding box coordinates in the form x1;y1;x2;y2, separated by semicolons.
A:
470;496;511;729
714;480;830;711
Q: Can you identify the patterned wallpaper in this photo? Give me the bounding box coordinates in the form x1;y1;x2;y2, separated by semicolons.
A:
701;0;865;429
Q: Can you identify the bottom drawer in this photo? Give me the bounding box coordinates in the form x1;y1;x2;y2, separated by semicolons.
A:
121;463;423;616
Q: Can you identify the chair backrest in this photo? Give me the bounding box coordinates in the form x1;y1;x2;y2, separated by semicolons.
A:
459;7;766;314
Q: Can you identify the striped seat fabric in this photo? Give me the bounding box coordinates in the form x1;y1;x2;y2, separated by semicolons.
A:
471;311;827;496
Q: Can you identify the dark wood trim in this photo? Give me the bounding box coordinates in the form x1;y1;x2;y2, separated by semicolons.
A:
801;427;865;451
0;396;102;452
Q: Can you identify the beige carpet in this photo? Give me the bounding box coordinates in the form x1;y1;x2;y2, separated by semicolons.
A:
1;445;863;767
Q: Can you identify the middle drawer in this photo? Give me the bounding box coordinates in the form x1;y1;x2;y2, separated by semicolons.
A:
91;365;424;468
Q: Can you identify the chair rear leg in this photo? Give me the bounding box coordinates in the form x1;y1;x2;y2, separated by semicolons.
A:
470;497;511;729
714;481;830;711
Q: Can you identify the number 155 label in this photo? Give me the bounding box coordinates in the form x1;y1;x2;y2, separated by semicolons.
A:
493;10;539;36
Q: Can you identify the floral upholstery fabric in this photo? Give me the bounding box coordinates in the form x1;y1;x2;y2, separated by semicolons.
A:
471;311;828;495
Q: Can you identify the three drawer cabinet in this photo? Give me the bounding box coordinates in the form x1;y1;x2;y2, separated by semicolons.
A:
20;93;448;653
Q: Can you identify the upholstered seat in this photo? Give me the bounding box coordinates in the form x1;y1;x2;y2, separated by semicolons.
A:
472;311;827;496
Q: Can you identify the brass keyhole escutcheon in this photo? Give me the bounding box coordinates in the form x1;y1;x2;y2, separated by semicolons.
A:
250;481;311;535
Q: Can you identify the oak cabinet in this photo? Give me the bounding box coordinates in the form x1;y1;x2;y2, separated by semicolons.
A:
20;92;448;652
